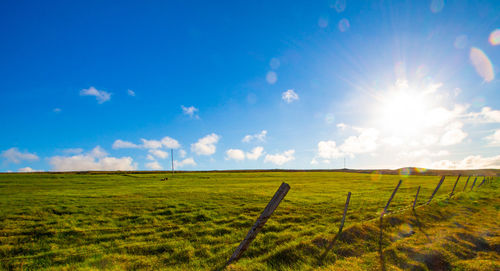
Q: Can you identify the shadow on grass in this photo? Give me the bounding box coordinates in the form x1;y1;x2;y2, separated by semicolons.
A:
412;209;432;243
317;232;341;265
378;213;386;271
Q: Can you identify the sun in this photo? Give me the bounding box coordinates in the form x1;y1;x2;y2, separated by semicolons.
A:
374;80;434;139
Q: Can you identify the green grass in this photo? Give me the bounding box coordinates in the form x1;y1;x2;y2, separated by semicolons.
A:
0;172;498;270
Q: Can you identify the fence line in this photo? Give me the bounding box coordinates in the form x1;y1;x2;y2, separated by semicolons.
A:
219;175;496;269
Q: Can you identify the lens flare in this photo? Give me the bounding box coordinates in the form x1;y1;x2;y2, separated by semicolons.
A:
472;96;486;108
266;71;277;84
269;58;280;70
415;167;427;173
370;171;382;182
338;18;350;32
318;17;328;28
469;47;494;82
399;168;410;177
454;35;468;49
333;0;346;13
430;0;444;13
325;113;335;124
489;29;500;46
416;65;429;78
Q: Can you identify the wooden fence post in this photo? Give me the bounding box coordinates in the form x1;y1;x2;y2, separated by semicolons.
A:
449;175;461;197
337;192;351;235
477;177;486;188
463;176;470;192
427;176;445;204
470;177;478;191
383;180;402;214
320;191;351;263
412;186;420;210
225;182;290;268
378;180;401;271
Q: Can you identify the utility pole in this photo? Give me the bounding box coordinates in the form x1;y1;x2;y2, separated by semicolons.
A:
171;149;174;175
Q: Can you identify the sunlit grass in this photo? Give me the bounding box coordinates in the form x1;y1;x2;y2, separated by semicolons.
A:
0;172;497;270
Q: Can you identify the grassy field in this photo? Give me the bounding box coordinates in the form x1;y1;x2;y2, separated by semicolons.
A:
0;171;498;270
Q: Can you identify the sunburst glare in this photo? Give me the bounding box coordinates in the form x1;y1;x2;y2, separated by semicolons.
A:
374;79;434;139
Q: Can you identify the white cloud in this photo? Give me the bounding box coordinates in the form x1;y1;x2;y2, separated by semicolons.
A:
146;161;163;170
89;146;108;158
426;104;467;128
161;136;181;149
440;122;467;146
246;146;264;160
313;128;378;161
340;128;379;155
242;130;267;143
112;139;140;149
149;149;168;159
113;137;180;150
49;146;136;171
264;150;295;166
179;149;187;158
317;141;343;159
191;133;220;156
140;139;162;149
421;134;439;146
224;146;264;161
146;154;155;161
485;129;500;145
381;136;405;147
80;86;111;104
127;89;136;96
1;148;39;164
226;149;245;161
174;158;197;168
181;105;199;118
282;89;299;103
432;154;500;169
469;107;500;123
18;167;38;172
310;158;331;165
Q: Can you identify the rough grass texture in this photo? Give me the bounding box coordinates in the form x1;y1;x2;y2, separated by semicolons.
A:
0;172;498;270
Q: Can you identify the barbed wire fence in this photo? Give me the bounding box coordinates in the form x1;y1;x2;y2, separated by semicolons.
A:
222;175;497;270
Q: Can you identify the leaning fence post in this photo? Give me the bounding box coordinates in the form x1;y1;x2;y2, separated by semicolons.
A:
427;176;445;204
477;176;486;188
383;180;402;214
337;192;351;235
449;175;461;197
463;176;470;192
320;191;351;263
379;180;401;271
225;182;290;268
470;177;478;191
412;186;420;210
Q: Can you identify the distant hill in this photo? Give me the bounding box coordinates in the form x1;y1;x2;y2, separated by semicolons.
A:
3;167;500;176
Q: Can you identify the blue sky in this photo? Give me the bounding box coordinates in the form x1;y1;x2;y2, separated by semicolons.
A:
1;0;500;172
